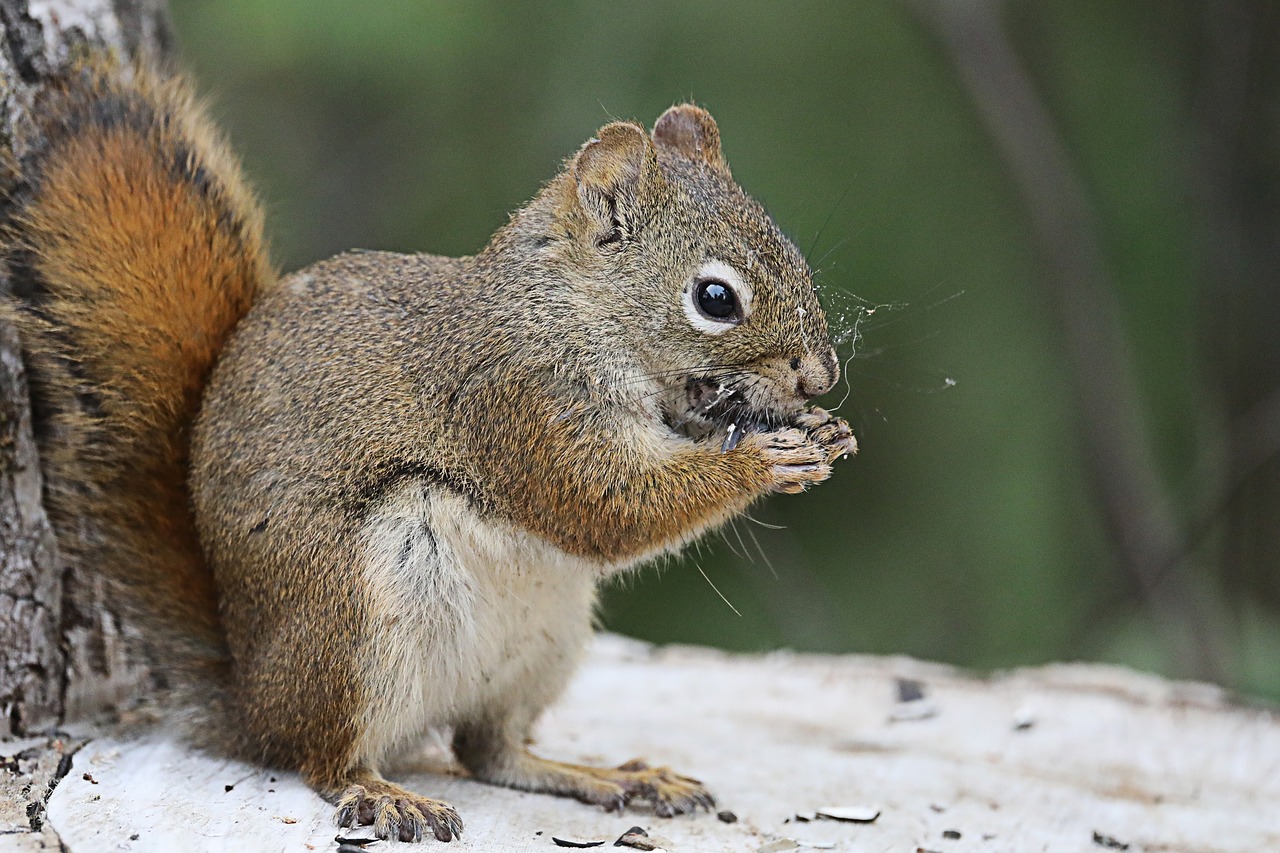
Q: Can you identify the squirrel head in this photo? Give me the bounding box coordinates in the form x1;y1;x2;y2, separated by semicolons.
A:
513;104;838;438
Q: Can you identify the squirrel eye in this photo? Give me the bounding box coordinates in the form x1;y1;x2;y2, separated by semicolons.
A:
695;279;740;322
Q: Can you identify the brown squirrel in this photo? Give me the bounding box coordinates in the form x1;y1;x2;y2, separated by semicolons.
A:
2;56;855;843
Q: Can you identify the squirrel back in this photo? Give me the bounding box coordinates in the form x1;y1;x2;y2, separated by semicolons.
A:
1;59;273;671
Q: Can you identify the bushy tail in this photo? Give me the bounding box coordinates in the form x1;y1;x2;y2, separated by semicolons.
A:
1;58;273;674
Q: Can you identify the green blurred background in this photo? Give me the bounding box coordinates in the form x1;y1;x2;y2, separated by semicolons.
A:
165;1;1279;699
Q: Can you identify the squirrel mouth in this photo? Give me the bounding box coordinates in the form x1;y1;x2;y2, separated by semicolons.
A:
671;376;790;450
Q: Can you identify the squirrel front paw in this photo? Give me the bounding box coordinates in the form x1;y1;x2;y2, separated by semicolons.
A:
794;406;858;462
739;428;833;494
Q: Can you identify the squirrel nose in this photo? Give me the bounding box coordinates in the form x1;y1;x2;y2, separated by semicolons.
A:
793;349;839;400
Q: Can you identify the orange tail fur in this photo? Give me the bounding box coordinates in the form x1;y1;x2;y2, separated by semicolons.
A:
1;59;273;672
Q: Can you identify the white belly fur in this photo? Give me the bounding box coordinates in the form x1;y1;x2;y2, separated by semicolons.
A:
355;481;600;771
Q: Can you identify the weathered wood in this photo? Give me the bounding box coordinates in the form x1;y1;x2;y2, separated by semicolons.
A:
0;732;85;850
41;635;1280;852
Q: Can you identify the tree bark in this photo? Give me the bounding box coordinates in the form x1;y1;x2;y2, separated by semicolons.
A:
0;0;171;739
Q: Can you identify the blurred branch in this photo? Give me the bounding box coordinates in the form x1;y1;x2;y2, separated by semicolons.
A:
1179;378;1280;576
913;0;1226;680
1190;0;1280;610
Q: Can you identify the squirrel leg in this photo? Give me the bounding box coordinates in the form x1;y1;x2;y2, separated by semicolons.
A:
315;767;463;843
453;724;714;817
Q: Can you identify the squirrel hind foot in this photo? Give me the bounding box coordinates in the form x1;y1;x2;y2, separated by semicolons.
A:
605;758;716;818
333;779;462;843
471;751;715;818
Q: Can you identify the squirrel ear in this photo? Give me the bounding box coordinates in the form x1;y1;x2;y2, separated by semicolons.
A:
571;121;655;242
652;104;727;172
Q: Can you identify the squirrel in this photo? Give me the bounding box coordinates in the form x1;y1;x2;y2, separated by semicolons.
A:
1;55;856;843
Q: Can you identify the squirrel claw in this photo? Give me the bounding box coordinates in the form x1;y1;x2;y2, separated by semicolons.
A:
795;406;858;462
335;784;463;843
611;758;716;818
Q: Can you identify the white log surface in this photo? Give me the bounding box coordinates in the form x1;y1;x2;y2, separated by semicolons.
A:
30;634;1280;852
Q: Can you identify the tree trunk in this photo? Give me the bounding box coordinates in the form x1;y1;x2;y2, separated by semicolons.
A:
0;0;171;740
